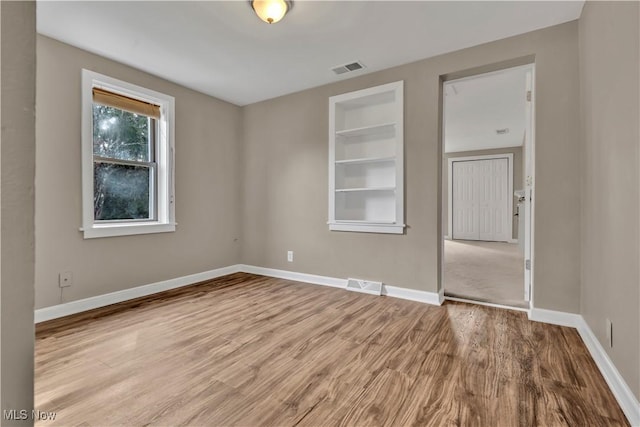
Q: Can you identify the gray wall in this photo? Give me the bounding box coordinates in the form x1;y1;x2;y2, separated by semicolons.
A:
241;21;581;313
579;1;640;401
1;1;36;423
28;2;640;410
35;36;244;309
443;146;523;240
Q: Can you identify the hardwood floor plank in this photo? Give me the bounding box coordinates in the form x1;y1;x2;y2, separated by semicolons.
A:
339;368;412;426
35;273;629;426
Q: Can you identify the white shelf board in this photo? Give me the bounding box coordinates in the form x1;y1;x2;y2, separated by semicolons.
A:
335;186;395;193
328;222;405;234
334;89;396;109
335;156;396;165
335;122;395;139
333;219;396;224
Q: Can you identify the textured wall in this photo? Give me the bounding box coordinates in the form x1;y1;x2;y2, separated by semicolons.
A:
1;1;36;423
35;36;243;309
241;22;582;313
579;1;640;401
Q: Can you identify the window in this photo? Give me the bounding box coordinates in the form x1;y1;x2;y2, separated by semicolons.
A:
82;70;175;238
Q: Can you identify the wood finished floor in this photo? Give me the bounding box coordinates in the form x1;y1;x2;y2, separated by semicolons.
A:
35;273;628;426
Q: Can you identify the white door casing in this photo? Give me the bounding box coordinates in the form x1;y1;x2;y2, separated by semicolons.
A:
450;155;513;242
522;68;535;302
441;62;535;309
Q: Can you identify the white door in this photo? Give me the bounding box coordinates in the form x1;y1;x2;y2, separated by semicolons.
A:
452;158;510;242
452;161;478;240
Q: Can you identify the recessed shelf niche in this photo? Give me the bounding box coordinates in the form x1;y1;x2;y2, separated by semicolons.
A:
328;81;404;234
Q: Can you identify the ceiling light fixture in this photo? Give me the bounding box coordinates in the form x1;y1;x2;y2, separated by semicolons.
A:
251;0;292;24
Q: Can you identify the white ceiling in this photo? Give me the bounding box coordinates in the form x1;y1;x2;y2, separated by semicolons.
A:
444;65;529;153
37;1;584;106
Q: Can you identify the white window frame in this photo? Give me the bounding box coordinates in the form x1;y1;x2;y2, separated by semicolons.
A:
81;69;175;239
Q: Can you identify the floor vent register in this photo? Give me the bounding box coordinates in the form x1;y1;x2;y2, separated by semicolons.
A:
346;278;383;296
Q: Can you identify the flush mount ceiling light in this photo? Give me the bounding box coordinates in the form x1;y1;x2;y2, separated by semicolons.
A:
251;0;292;24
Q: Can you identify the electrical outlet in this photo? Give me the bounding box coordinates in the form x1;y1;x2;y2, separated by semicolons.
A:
287;251;293;262
606;319;613;348
59;271;73;288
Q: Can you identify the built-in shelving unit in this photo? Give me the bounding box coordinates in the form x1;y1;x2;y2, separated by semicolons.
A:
328;81;404;234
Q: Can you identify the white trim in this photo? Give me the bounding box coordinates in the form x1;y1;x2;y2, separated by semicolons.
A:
328;222;405;234
328;81;404;234
446;296;529;313
444;63;535;87
328;80;402;105
346;278;383;296
34;265;445;322
80;222;176;239
81;69;176;239
383;284;443;306
528;307;582;328
523;65;536;305
441;63;535;310
576;317;640;426
239;265;346;289
529;308;639;426
447;153;514;242
240;265;442;306
34;265;242;323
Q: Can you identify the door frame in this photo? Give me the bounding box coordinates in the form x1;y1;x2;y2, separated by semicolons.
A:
447;153;515;243
439;60;536;312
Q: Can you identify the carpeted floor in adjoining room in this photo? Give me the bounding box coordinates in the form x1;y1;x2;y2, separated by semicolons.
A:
444;239;527;308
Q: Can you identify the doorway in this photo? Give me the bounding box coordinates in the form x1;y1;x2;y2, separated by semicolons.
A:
441;63;535;309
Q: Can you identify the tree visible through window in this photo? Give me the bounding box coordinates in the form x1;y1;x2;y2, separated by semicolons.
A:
92;105;155;220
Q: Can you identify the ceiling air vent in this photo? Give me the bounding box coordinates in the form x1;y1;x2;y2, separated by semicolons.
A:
496;128;510;135
331;61;365;76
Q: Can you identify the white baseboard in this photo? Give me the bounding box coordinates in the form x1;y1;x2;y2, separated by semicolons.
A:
575;317;640;426
241;264;443;306
528;307;582;328
508;238;518;244
529;308;639;426
383;284;443;305
239;264;346;289
34;264;242;323
35;264;442;323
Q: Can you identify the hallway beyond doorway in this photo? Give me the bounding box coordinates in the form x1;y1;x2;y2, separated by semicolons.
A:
444;239;526;308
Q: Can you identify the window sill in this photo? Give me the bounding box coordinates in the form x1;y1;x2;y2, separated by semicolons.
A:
80;222;176;239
